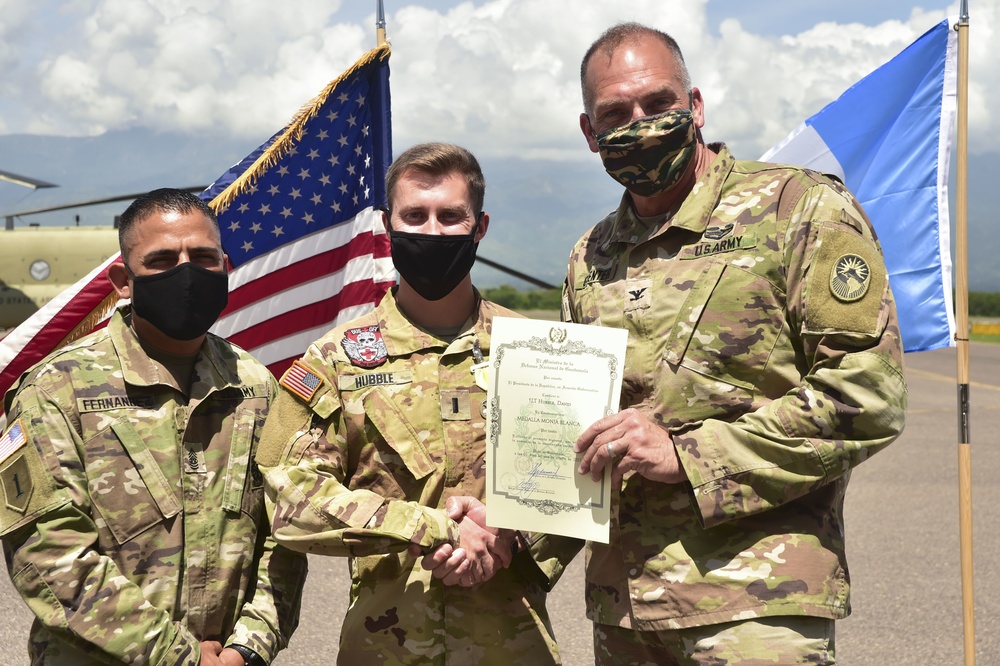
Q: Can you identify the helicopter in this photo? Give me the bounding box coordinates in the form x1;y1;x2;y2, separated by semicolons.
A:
0;172;207;335
1;172;553;336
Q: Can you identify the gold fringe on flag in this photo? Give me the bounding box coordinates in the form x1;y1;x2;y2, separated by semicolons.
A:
209;43;391;213
57;288;120;349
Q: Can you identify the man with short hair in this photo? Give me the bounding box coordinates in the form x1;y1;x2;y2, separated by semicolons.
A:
256;143;563;664
0;188;306;666
564;23;906;664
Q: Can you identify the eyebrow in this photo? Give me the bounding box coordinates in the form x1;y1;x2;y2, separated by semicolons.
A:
399;204;469;216
140;246;222;264
595;86;681;113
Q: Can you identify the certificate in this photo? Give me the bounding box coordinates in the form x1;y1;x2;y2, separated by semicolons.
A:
484;317;627;543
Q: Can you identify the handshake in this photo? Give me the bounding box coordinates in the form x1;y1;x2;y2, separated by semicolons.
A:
408;496;523;588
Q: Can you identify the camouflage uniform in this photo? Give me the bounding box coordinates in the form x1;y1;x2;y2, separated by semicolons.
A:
255;288;562;665
562;144;906;633
0;307;306;665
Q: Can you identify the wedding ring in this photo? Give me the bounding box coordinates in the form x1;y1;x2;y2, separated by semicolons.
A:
606;442;618;460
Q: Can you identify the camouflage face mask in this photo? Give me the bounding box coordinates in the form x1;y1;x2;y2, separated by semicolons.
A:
596;108;696;197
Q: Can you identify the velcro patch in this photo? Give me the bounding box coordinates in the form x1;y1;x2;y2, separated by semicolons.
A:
280;361;325;402
1;453;32;513
441;388;471;421
77;394;155;413
216;384;270;401
830;254;871;302
339;370;413;392
805;228;887;336
679;232;758;260
624;278;652;313
0;419;27;465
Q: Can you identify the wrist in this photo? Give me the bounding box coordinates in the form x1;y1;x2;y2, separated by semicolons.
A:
227;645;267;666
511;530;529;556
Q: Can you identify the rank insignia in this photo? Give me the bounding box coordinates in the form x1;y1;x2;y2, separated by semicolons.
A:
281;361;324;402
830;254;871;302
342;325;388;368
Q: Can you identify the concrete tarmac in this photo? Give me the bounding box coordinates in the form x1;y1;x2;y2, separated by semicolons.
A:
1;344;996;664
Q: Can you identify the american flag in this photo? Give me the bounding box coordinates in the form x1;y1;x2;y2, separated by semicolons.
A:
206;44;394;376
0;44;394;417
0;419;26;463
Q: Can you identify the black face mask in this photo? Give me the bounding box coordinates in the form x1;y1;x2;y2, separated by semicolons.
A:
388;218;481;302
128;263;229;341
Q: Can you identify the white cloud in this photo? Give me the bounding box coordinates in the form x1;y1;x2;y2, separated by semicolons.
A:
2;0;997;157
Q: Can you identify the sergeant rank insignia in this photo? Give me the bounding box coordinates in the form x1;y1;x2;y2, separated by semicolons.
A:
342;325;388;368
280;361;324;402
830;254;871;302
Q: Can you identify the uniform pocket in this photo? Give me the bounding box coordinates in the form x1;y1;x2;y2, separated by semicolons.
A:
89;418;181;544
662;261;785;416
222;407;262;521
362;387;436;481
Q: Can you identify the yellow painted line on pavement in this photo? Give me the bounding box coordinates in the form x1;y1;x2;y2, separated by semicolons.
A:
907;367;1000;392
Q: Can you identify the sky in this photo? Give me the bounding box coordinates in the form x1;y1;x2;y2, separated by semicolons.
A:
1;0;995;165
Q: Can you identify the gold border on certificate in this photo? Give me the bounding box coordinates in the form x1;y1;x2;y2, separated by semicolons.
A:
485;317;627;543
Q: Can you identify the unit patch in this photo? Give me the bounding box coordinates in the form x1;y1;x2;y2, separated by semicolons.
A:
342;325;388;368
1;453;32;513
0;420;27;465
280;360;325;402
830;254;871;302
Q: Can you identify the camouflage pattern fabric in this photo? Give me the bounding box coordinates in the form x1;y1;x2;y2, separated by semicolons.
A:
561;143;906;632
256;289;562;665
595;616;834;665
0;307;306;665
596;109;696;197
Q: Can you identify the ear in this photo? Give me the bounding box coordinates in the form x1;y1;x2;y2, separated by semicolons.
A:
107;260;131;300
381;208;392;234
580;113;600;153
474;212;490;243
690;87;706;129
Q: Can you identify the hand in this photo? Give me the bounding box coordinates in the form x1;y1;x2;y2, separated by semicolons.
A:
199;641;224;666
574;408;687;485
219;648;247;666
413;496;516;587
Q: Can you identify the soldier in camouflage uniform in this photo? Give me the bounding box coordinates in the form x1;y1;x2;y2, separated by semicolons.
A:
564;24;907;664
0;189;306;666
255;143;564;664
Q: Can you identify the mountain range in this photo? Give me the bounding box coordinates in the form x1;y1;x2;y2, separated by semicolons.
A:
1;130;996;292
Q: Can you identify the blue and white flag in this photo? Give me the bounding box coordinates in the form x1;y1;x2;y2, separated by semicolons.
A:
762;19;957;353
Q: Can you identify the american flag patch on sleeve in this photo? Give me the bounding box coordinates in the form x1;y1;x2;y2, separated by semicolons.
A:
280;361;325;403
0;420;27;464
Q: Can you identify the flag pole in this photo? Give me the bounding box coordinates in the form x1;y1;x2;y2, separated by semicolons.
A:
954;2;974;664
377;0;387;46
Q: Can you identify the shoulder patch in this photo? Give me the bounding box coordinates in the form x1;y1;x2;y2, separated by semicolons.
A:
829;254;871;302
0;419;28;463
280;361;325;402
805;227;888;336
341;325;388;368
1;453;32;513
0;419;27;465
